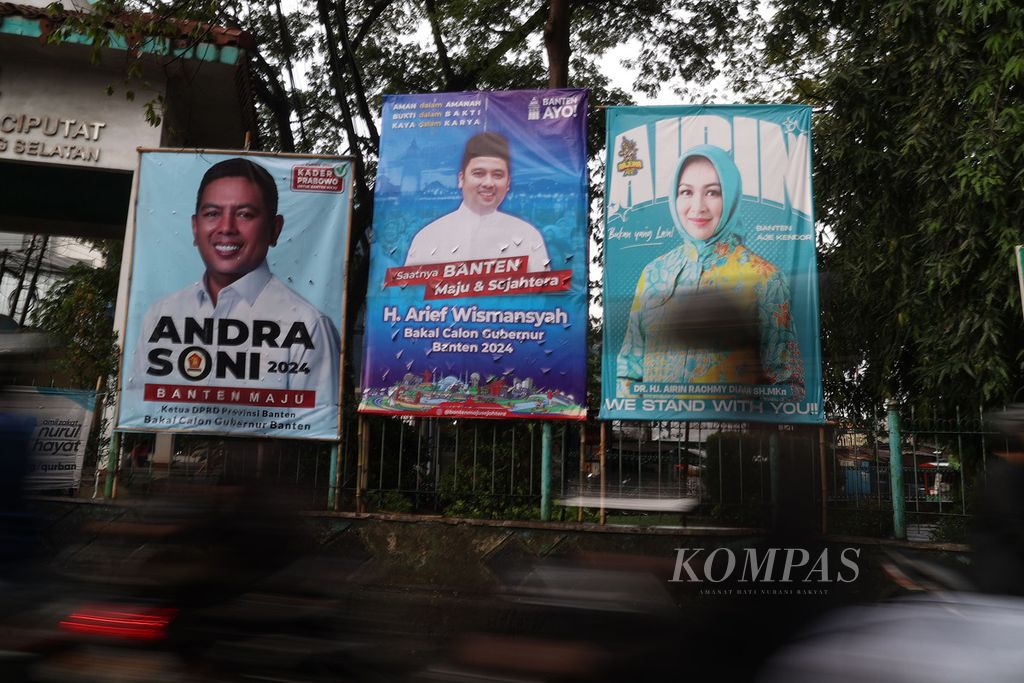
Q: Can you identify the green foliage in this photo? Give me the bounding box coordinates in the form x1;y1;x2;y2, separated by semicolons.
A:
368;490;414;514
32;240;121;390
47;0;766;412
44;1;1024;431
32;240;122;466
829;501;895;537
930;513;970;544
756;0;1024;421
436;462;539;520
43;0;216;126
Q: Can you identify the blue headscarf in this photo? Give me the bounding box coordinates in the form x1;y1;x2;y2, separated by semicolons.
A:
668;144;744;261
640;145;744;310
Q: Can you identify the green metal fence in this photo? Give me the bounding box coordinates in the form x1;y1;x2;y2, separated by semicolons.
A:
104;403;1007;540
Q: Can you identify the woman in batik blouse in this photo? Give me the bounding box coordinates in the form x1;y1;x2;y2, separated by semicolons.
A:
615;144;804;399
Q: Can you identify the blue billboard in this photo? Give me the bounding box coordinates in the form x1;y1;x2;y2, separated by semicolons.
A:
117;150;351;440
359;90;589;420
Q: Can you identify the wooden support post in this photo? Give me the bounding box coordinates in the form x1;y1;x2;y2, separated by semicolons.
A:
328;443;341;511
104;431;121;499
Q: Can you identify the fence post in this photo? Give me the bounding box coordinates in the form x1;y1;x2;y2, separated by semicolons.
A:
769;430;780;527
599;422;607;525
818;426;827;535
887;399;906;540
578;424;586;523
541;422;552;521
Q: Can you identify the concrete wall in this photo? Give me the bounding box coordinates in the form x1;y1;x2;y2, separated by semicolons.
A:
28;497;969;605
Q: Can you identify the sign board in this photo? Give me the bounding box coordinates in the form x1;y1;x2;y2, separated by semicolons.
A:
0;386;96;491
600;105;823;423
358;89;589;420
117;150;352;439
0;58;162;171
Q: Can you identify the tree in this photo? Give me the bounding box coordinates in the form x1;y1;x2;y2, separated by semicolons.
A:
231;0;763;400
33;240;121;390
32;240;122;465
47;0;772;407
753;0;1024;421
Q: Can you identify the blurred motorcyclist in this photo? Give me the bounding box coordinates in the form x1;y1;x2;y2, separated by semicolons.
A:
970;404;1024;595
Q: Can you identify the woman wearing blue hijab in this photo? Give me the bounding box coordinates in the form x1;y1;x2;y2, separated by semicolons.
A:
615;145;804;399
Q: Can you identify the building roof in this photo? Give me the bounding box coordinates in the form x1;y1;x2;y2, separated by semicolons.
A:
0;2;256;61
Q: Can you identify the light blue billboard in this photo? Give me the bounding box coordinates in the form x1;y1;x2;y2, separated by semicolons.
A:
117;151;351;440
600;105;823;423
359;90;589;421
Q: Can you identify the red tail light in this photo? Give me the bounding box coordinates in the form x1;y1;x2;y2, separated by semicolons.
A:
59;604;178;641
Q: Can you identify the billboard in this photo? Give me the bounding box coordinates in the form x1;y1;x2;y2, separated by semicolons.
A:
0;386;97;491
599;105;823;423
359;90;589;420
117;150;352;440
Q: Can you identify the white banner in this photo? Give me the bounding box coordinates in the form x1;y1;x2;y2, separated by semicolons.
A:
0;386;97;491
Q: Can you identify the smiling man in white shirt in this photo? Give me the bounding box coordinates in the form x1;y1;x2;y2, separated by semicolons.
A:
404;131;550;272
128;158;340;426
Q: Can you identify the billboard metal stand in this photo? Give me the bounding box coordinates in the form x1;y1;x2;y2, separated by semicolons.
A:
887;399;906;540
331;188;354;512
599;422;607;525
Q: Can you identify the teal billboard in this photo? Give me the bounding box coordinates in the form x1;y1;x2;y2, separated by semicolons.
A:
600;105;823;423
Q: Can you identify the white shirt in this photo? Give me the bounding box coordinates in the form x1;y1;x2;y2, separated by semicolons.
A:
126;262;340;429
405;203;550;272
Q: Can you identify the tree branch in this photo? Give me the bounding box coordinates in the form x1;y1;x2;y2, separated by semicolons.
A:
424;0;456;89
333;0;381;149
273;0;308;147
316;0;370;207
251;51;296;152
316;0;374;397
458;4;550;90
353;0;394;49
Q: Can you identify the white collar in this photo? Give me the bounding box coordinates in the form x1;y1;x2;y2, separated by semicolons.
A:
196;261;273;307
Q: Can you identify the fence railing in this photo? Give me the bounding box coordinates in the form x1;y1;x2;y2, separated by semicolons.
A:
109;405;1008;539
